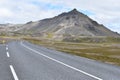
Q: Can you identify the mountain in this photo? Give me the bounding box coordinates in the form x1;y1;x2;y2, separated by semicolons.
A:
0;23;23;36
0;23;15;27
15;9;120;39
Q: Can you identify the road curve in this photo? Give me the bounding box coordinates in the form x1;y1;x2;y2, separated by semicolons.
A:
0;41;120;80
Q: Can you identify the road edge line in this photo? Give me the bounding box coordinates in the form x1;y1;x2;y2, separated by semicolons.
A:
21;42;103;80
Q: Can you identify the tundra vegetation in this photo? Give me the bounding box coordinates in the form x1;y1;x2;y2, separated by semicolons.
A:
23;37;120;66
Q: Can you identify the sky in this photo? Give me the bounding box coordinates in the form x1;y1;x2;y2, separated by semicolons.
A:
0;0;120;33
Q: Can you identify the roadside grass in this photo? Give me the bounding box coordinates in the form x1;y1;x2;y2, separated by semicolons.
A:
0;37;6;44
23;37;120;66
0;36;21;44
0;40;4;44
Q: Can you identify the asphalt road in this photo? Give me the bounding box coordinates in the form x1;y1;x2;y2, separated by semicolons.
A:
0;41;120;80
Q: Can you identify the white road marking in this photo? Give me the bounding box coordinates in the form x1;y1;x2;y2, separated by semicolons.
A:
10;65;19;80
6;47;8;50
6;52;10;57
21;42;103;80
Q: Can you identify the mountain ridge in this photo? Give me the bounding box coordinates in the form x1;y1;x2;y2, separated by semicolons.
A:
1;9;120;39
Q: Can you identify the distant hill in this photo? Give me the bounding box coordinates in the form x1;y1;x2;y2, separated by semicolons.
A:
1;9;120;39
0;23;23;36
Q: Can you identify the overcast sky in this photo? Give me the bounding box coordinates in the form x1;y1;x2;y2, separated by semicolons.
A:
0;0;120;33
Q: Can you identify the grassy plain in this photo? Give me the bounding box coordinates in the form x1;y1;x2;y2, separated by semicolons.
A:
23;37;120;66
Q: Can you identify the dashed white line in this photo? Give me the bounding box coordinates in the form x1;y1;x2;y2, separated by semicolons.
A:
6;45;18;80
10;65;19;80
6;47;8;50
6;52;10;57
21;42;103;80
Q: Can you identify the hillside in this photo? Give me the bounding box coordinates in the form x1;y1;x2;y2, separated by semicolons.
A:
7;9;120;39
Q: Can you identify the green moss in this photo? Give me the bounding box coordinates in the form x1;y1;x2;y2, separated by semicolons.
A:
46;33;54;38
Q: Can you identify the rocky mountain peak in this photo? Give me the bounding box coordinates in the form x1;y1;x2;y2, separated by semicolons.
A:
16;9;120;38
71;8;78;12
68;8;80;14
57;8;82;18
